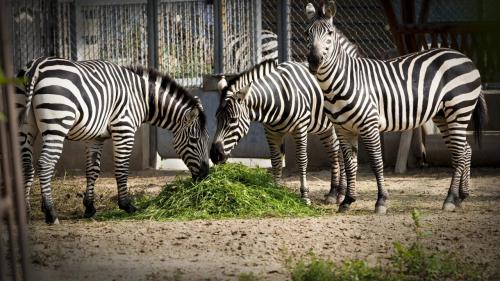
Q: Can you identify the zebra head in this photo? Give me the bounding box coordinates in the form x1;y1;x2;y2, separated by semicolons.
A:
172;100;210;181
305;1;337;74
210;77;252;164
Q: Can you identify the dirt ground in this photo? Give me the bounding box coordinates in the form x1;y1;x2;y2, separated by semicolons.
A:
28;166;500;281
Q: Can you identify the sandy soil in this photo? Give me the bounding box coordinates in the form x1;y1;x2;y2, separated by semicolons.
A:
28;167;500;281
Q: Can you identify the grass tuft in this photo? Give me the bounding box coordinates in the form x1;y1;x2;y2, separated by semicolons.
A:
98;163;324;221
288;210;491;281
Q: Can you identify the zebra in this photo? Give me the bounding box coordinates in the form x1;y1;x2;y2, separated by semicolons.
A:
16;57;210;224
210;59;347;205
304;1;487;214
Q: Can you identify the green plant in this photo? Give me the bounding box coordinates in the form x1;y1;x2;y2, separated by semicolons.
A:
0;67;26;122
290;254;393;281
288;210;490;281
238;272;260;281
98;163;324;221
390;209;484;281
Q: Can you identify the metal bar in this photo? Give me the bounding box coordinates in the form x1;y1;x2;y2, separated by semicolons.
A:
0;0;31;280
380;0;405;54
0;199;13;214
401;0;417;52
253;0;262;64
213;0;223;74
147;0;158;168
277;0;290;63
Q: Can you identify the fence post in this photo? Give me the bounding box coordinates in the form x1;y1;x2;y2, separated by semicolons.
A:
277;0;290;63
147;0;159;168
0;0;31;279
70;1;77;60
214;0;224;74
253;0;262;64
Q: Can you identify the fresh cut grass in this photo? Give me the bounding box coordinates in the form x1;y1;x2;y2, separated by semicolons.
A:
98;163;324;221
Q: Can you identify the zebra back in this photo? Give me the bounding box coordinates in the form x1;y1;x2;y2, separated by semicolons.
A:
220;59;278;101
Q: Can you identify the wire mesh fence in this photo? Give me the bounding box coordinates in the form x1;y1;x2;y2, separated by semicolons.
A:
221;0;259;74
11;0;58;70
283;0;397;61
77;3;149;66
10;0;493;86
158;0;214;87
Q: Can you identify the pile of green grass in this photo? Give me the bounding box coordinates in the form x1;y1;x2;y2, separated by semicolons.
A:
99;163;323;220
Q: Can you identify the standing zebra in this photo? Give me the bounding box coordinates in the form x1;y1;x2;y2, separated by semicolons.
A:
16;57;210;224
304;1;487;213
210;59;346;204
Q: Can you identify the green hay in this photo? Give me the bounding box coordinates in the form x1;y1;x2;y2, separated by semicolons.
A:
99;163;324;221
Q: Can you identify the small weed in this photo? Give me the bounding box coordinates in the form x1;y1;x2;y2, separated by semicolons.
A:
238;272;260;281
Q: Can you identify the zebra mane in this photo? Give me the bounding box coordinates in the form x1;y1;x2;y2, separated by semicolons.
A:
126;65;206;128
221;59;278;102
333;26;361;58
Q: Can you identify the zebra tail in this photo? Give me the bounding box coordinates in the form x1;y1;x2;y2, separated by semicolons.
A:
20;58;44;125
472;92;488;148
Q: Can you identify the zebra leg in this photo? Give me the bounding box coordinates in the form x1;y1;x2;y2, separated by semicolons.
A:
442;122;469;211
264;129;285;183
337;129;358;212
360;126;388;214
83;139;104;218
112;133;137;213
293;128;311;205
19;113;38;219
459;143;471;202
433;116;469;210
38;134;66;224
319;128;346;205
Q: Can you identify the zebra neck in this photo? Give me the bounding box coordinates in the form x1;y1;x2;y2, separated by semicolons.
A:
318;47;361;96
246;89;277;124
144;79;189;133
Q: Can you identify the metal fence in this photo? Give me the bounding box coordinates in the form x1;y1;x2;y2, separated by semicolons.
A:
158;0;214;86
261;0;397;61
1;0;31;280
76;2;149;66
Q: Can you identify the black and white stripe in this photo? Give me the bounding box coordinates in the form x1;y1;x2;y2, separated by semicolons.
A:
16;57;209;224
305;1;487;213
210;59;347;204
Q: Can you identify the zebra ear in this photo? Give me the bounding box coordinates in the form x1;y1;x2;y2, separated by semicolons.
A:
193;96;203;110
186;107;200;124
306;3;316;20
217;75;227;92
324;0;336;18
235;82;252;102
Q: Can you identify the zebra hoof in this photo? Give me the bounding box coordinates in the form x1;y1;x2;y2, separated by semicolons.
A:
338;204;350;213
324;195;337;205
119;202;137;214
375;205;387;215
337;194;345;205
43;206;59;225
302;197;312;205
442;202;456;212
84;206;97;218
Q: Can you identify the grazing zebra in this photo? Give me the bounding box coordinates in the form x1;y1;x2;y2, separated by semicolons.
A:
304;1;487;213
16;57;210;224
210;59;347;204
